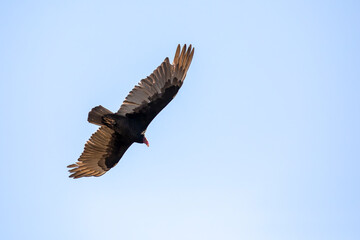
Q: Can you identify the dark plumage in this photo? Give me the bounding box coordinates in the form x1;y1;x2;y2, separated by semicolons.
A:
67;44;194;178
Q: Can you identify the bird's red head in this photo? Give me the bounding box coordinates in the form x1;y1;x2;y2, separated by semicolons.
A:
143;136;149;147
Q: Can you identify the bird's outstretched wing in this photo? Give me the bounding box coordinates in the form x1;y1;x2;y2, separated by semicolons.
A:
67;126;132;179
117;44;194;129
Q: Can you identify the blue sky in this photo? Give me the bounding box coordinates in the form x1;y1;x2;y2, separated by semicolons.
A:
1;0;359;239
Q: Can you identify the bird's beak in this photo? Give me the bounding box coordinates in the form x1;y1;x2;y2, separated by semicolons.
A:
143;136;149;147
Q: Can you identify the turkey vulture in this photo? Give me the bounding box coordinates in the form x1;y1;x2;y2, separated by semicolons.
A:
67;44;194;179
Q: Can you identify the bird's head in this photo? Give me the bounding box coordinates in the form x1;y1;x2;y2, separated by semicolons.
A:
142;135;149;147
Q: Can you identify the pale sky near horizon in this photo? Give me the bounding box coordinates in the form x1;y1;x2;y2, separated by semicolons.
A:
1;1;360;239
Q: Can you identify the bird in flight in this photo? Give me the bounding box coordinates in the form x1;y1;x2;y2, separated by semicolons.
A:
67;44;194;179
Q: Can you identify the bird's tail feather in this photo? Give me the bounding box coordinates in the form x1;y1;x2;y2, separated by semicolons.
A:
88;105;113;126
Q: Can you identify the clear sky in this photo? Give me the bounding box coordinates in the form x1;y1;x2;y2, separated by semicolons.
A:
1;0;359;239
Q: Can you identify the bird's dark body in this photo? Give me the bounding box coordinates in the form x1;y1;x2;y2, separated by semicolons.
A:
67;44;194;178
102;114;145;143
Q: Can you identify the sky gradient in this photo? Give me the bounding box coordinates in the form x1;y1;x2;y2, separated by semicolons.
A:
1;1;360;239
